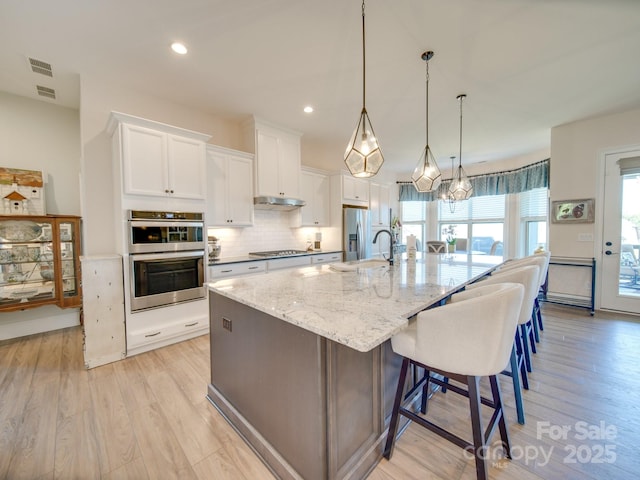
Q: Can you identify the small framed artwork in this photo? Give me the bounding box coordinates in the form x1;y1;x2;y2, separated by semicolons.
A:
551;199;595;223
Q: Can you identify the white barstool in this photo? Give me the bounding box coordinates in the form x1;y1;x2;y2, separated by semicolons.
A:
383;283;524;480
498;254;547;347
466;265;540;424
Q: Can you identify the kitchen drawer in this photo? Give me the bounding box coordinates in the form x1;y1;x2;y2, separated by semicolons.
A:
209;260;267;279
267;256;311;271
311;253;342;264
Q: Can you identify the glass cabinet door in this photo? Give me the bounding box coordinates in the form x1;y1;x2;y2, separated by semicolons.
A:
0;219;56;307
0;215;82;311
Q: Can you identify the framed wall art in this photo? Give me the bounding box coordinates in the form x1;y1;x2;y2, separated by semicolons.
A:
551;199;595;224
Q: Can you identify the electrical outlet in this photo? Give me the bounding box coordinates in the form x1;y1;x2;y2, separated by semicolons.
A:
578;233;593;242
222;317;232;332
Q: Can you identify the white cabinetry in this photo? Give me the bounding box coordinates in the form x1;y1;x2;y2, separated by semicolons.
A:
207;145;254;226
108;112;209;200
369;182;391;228
342;175;369;205
244;117;302;199
311;252;342;264
209;261;267;280
267;256;311;271
300;169;330;226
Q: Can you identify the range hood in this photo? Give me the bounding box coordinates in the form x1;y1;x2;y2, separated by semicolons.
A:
253;195;306;211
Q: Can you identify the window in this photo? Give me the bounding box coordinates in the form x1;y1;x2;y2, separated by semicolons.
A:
439;196;505;254
400;201;426;250
520;187;548;255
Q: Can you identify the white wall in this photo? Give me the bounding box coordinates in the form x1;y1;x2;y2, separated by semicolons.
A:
550;107;640;258
0;92;81;338
0;92;80;214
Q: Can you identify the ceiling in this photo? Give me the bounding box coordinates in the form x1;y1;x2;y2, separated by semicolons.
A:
2;0;640;174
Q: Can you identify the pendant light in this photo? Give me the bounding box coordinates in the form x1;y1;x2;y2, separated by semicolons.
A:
411;51;442;193
344;0;383;178
448;94;473;201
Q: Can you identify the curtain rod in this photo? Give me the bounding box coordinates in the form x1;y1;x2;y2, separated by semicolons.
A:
396;158;549;184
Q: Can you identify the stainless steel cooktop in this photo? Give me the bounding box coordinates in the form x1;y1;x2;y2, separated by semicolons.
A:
248;249;308;257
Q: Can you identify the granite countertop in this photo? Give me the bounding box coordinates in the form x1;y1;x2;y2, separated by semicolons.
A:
208;250;342;266
208;254;503;352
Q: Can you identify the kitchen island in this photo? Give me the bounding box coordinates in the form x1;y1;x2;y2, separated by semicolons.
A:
207;254;502;480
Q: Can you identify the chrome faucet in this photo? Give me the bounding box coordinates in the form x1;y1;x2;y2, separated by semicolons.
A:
373;229;394;265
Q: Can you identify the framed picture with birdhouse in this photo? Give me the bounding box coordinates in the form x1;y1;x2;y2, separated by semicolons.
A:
551;199;594;223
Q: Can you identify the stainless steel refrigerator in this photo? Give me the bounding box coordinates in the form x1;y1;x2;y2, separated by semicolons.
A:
343;207;370;261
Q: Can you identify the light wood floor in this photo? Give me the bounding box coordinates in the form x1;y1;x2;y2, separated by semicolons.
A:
1;304;639;479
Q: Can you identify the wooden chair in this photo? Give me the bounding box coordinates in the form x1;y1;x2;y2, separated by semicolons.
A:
426;241;446;253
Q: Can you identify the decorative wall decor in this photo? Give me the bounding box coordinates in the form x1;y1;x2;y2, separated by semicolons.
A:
551;198;594;223
0;167;45;215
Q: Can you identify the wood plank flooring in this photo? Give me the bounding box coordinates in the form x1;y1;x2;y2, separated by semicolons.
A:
1;304;638;479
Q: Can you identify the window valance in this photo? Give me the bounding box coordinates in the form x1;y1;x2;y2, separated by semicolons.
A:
398;158;549;202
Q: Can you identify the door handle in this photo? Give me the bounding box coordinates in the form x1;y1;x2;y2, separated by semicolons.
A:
605;250;619;255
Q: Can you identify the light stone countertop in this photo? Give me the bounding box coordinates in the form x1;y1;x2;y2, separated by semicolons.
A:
208;254;504;352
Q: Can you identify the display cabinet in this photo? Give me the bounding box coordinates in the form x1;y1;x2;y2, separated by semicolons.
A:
0;215;82;312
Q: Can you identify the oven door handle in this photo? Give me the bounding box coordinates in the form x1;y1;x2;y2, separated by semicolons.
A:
129;220;204;228
129;250;205;261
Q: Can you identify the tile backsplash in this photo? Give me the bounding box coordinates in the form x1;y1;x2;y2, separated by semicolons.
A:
207;209;331;258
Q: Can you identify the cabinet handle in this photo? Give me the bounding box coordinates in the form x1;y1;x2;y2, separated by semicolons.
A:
145;331;162;337
170;189;174;194
185;322;199;327
165;189;170;194
221;269;232;273
248;266;259;270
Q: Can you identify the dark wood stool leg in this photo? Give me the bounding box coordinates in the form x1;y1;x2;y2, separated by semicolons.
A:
490;374;511;459
467;376;488;480
420;369;431;414
383;357;410;459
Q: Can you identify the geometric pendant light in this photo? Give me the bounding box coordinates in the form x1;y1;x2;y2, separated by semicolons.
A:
411;51;442;192
344;0;384;178
448;94;473;201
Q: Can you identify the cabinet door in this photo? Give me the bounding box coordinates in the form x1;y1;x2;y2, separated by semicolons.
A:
226;156;254;226
370;182;390;227
208;151;229;225
343;176;369;203
256;129;281;197
301;171;329;226
167;135;206;199
278;135;301;198
121;124;168;196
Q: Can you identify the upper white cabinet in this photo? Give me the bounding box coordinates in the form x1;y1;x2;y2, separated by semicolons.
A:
207;145;254;227
108;112;210;200
243;117;302;199
370;182;391;227
300;169;330;226
341;174;369;206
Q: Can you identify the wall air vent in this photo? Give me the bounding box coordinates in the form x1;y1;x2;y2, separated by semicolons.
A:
29;57;53;77
36;85;56;99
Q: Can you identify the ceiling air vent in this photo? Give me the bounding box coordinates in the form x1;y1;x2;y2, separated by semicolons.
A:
36;85;56;99
29;57;53;77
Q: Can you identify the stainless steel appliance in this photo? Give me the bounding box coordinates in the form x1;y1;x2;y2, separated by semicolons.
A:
127;210;206;311
248;249;308;257
343;206;370;261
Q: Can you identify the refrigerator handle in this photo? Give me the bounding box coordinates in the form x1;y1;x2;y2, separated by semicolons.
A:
356;221;363;260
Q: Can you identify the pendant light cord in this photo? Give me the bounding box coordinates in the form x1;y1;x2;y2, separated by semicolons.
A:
425;58;429;146
458;94;464;171
362;0;366;110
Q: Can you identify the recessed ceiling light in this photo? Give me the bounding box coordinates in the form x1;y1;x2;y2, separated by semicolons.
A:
303;106;314;113
171;42;188;55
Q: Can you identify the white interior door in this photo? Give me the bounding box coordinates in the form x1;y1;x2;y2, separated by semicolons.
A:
600;149;640;313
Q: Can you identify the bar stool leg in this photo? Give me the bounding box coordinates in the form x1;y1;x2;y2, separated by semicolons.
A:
509;345;525;425
384;357;410;459
467;376;488;480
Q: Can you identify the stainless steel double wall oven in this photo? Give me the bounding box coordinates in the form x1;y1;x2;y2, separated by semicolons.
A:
128;210;206;311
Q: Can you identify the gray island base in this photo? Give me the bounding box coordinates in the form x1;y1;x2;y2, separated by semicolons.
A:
207;255;502;479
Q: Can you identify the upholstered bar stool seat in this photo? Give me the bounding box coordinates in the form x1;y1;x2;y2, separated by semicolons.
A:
384;283;524;480
498;254;548;346
465;264;540;425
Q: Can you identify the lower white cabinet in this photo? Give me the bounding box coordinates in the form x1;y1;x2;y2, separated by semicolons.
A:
209;261;267;280
268;256;311;271
311;253;342;264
